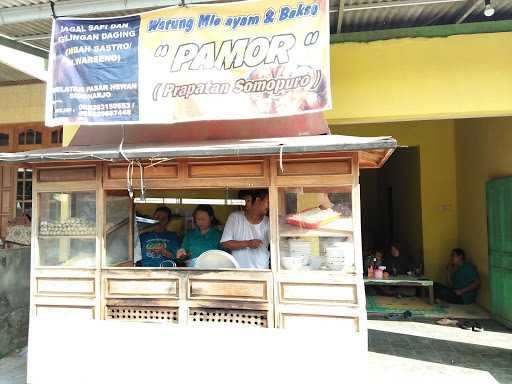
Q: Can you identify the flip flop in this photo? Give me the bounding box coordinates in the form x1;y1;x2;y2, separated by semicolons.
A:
472;322;484;332
458;320;472;330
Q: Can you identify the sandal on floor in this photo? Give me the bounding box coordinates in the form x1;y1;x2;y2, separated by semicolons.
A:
458;320;473;330
472;322;484;332
437;318;458;326
387;313;402;320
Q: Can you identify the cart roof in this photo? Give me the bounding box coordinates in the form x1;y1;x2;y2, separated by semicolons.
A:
0;135;397;168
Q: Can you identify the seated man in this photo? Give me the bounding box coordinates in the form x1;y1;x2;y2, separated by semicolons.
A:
139;206;180;267
434;248;479;304
221;189;270;269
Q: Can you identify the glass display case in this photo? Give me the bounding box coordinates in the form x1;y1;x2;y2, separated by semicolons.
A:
278;186;355;272
38;191;96;267
105;192;131;267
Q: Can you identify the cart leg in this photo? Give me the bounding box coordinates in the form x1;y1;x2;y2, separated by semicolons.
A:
428;285;434;305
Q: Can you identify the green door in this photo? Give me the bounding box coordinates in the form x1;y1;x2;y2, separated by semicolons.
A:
486;177;512;328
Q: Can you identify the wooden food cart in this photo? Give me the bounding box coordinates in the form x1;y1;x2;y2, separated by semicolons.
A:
1;134;396;383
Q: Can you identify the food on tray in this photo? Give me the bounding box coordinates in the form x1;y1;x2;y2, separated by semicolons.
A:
39;217;95;236
286;207;341;229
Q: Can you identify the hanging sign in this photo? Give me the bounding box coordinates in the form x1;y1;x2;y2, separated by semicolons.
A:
45;0;331;126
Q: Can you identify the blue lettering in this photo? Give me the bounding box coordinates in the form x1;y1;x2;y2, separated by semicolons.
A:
147;18;161;32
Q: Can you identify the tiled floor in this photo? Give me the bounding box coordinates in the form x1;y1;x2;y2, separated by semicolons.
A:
368;317;512;384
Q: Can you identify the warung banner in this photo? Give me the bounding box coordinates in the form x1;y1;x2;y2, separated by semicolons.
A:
45;0;331;126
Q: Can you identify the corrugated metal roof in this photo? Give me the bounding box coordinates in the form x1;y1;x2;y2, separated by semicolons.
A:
0;0;52;9
0;134;398;163
0;0;511;82
1;0;511;50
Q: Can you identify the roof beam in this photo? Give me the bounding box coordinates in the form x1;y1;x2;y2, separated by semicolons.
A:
0;0;213;25
0;36;48;81
14;34;51;42
454;0;482;23
0;34;48;58
336;0;345;34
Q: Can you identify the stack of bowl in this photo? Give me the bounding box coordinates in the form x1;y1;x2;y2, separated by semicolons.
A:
280;239;312;270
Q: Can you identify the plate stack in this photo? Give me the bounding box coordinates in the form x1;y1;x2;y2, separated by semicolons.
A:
281;239;312;270
325;243;351;270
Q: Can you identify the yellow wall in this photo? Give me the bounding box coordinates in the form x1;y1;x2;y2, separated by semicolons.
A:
333;121;459;284
326;32;512;124
455;116;512;309
0;83;45;124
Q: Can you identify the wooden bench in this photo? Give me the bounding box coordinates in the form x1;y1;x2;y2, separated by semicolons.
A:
364;276;434;304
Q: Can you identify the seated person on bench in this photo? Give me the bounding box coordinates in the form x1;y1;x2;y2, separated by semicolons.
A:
434;248;479;304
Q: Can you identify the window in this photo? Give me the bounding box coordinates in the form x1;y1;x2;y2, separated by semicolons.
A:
105;188;270;270
278;187;355;272
16;168;32;216
18;128;42;145
38;191;96;267
51;128;63;144
0;133;9;147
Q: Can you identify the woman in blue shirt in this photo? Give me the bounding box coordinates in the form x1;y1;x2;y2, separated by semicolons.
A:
177;205;222;267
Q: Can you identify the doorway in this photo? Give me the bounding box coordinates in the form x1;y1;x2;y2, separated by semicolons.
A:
360;147;423;270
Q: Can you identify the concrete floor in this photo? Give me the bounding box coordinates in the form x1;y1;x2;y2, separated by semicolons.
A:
1;318;510;384
0;348;26;384
368;317;512;384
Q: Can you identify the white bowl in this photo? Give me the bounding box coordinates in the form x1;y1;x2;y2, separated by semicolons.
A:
281;257;304;270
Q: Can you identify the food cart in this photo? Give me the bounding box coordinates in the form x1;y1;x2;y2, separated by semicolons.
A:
0;133;395;383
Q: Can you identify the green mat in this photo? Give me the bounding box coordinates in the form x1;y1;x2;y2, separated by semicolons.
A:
366;295;447;316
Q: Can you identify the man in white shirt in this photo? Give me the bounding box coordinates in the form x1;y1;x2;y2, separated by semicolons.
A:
221;189;270;269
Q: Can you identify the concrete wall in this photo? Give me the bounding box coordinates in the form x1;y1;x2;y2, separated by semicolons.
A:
326;32;512;124
0;83;44;124
0;247;30;357
455;116;512;310
333;121;458;287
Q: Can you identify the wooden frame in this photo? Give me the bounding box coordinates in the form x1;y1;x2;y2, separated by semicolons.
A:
28;151;367;337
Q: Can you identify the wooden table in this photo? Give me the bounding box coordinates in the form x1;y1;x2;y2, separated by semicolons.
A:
364;275;434;304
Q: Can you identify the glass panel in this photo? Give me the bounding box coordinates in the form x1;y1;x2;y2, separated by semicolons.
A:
35;131;42;144
51;130;58;144
278;187;354;272
39;238;96;267
26;129;35;144
18;132;25;145
16;181;24;199
38;191;96;266
0;133;9;146
25;181;32;197
24;202;32;216
105;193;131;267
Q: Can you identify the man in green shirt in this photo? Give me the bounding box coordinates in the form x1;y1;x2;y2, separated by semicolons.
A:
434;248;480;304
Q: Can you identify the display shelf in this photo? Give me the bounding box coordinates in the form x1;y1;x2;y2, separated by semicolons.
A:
278;219;353;237
38;235;96;239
